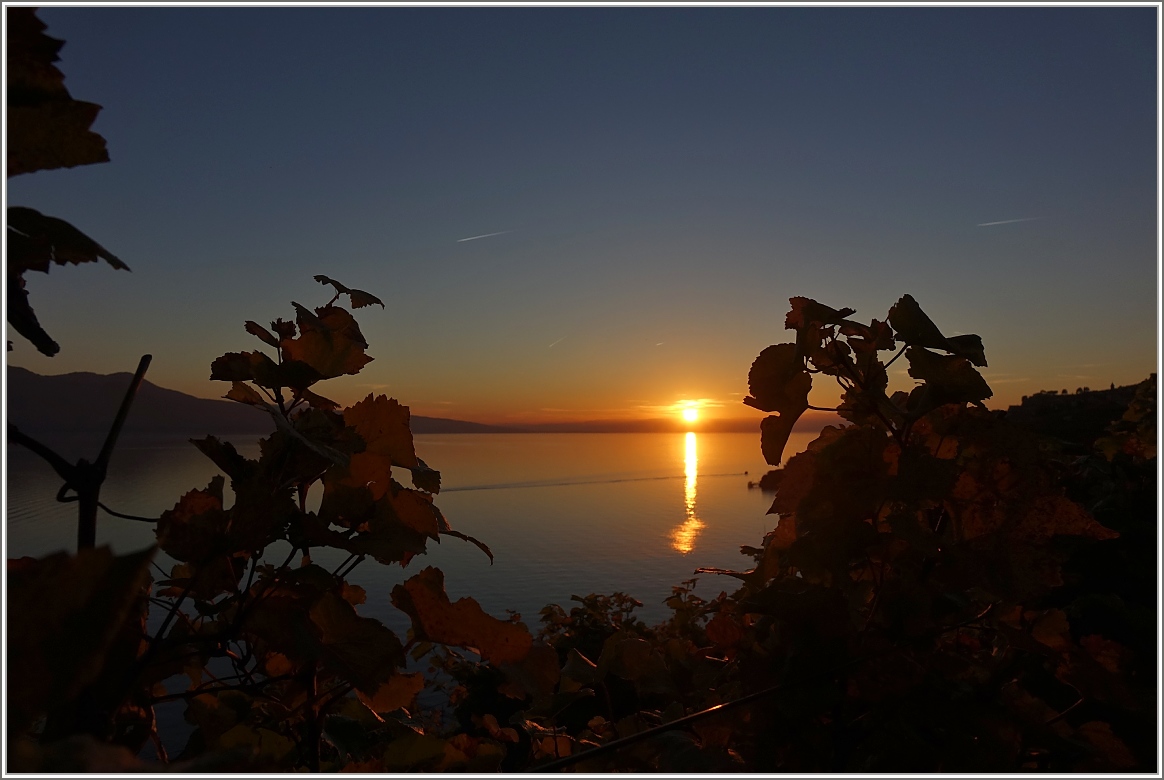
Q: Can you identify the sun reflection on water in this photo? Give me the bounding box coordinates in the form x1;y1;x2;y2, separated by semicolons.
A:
670;432;706;554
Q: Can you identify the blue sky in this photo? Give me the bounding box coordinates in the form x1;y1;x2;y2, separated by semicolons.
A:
7;6;1158;423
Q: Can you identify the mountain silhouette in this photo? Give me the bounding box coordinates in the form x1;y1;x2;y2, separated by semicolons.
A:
5;367;502;447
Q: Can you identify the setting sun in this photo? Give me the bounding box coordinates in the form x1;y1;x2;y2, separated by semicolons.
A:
682;406;699;423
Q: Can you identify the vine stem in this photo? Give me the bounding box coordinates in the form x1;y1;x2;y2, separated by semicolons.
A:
882;344;908;370
9;355;152;550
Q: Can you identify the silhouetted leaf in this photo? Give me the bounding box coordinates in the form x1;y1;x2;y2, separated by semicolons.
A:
7;207;127;273
282;303;373;379
344;394;419;469
211;350;321;390
785;297;856;330
6;9;109;177
945;334;987;367
7;546;154;731
347;526;428;567
888;295;987;366
270;318;296;340
905;347;993;405
766;428;839;516
7;273;59;356
299;387;339;411
310;591;404;693
156;477;229;562
391;567;533;665
258;427;342;493
210;352;256;382
225;381;266;407
191;436;257;482
746;344;811;465
227;476;296;553
7;207;127;355
314;275;385;309
323;451;394;513
386;483;441;539
840;318;895;352
244;320;280;348
744;343;811;414
341;496;431;566
759;413;797;467
410;457;441;494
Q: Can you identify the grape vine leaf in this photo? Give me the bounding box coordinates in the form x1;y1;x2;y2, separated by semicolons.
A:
244;320;280;348
344;394;420;469
281;303;373;379
888;294;987;366
210;350;322;391
7;207;127;273
225;380;266;407
156;477;229;563
314;275;385;310
759;414;798;467
785;297;856;329
6;8;109;177
410;457;441;494
905;347;993;405
7;207;128;356
346;515;431;566
309;591;405;693
744;343;812;465
190;436;257;482
7;546;154;732
388;483;443;540
299;387;340;411
391;567;533;665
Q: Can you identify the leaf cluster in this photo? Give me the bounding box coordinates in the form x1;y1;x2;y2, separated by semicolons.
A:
559;296;1150;772
6;8;127;356
431;297;1155;772
5;280;512;772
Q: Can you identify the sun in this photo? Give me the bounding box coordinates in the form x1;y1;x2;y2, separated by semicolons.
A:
682;406;699;423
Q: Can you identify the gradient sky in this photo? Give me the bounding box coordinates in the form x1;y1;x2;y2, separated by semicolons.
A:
6;6;1158;424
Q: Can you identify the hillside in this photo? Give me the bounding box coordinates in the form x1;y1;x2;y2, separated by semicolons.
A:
4;367;503;446
1004;379;1147;448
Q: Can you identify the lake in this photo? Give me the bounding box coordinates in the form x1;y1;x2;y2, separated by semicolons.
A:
5;431;815;628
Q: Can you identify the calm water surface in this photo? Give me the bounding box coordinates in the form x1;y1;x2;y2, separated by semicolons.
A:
6;432;814;626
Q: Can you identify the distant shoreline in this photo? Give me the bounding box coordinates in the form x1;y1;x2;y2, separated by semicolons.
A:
5;366;833;437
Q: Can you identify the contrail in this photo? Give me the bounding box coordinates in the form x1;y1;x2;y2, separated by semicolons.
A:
457;230;511;243
976;217;1038;227
548;336;565;348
